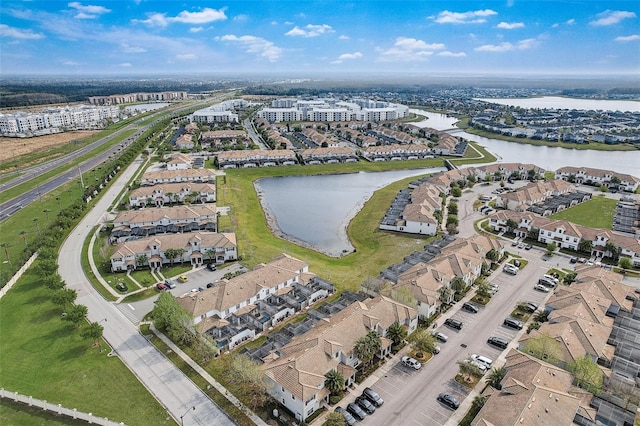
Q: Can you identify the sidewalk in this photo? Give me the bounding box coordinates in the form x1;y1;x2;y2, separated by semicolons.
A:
149;324;268;426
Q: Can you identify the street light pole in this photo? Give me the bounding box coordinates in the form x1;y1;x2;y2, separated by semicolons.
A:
180;406;195;426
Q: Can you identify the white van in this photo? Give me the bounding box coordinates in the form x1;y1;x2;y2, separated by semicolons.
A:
471;354;493;369
543;274;559;285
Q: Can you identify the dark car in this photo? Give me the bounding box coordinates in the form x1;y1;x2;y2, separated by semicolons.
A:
335;407;356;426
444;318;464;330
437;393;460;410
206;282;215;288
524;244;532;250
487;336;509;349
503;317;524;330
570;257;578;264
522;302;539;313
462;302;479;313
347;403;367;421
362;387;384;407
206;263;217;271
355;396;376;414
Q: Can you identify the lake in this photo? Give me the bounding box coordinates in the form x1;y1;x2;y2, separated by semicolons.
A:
255;168;446;257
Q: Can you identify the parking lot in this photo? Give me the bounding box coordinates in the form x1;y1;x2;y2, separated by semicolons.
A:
355;248;554;425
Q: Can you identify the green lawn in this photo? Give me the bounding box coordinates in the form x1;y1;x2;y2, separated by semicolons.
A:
550;196;617;229
0;268;173;425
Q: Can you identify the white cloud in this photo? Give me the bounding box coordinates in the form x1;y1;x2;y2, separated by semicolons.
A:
437;51;467;57
497;21;524;29
337;52;362;61
233;14;248;23
378;37;445;62
615;34;640;42
217;34;283;62
474;37;539;52
62;60;80;66
339;35;349;40
68;2;111;19
285;24;334;37
121;43;146;53
177;53;197;60
117;62;132;67
189;27;204;33
433;9;497;24
590;10;636;26
566;19;576;25
134;7;227;27
0;24;44;39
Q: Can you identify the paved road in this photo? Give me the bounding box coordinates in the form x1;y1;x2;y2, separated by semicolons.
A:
57;157;235;426
355;249;555;426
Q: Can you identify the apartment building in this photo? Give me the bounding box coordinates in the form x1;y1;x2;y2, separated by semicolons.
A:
556;166;640;192
128;182;216;208
216;149;297;168
139;169;217;185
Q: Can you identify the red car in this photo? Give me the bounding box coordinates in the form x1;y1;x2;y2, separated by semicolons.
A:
156;282;167;291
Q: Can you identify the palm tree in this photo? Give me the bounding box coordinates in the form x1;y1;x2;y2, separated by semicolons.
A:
409;328;437;357
33;217;41;235
354;331;381;367
43;208;51;223
533;310;550;323
450;277;467;295
386;322;407;347
205;248;216;264
19;230;28;248
324;370;345;396
1;242;11;265
82;321;105;351
486;367;507;389
135;254;148;269
164;248;178;265
175;248;186;264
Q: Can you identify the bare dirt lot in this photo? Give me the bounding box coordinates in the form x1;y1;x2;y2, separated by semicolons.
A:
0;130;98;166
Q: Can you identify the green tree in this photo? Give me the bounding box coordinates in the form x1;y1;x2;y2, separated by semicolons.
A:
450;277;467;294
409;328;437;357
451;187;462;197
533;310;550;323
192;333;219;363
619;257;633;270
446;215;458;226
568;355;603;394
476;280;492;298
486;367;507;389
486;249;500;262
545;242;557;256
354;331;382;367
505;218;518;233
457;359;483;381
386;322;407;347
324;370;345;396
578;239;593;254
174;248;186;264
153;291;184;331
522;333;562;363
43;273;66;290
205;248;216;263
164;248;179;265
604;242;620;260
135;254;148;268
67;304;88;328
52;287;77;311
81;321;104;351
324;412;346;426
448;201;458;215
224;354;269;411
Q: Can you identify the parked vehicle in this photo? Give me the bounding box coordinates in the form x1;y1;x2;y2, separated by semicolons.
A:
335;407;356;426
156;282;167;291
444;318;464;330
206;263;217;271
206;282;215;288
524;244;533;250
487;336;509;349
538;278;556;288
503;264;519;275
543;274;560;285
433;331;449;342
470;354;493;369
466;359;488;374
503;317;524;330
534;284;550;292
522;302;539;313
165;280;176;289
362;387;384;407
432;345;441;354
462;302;479;313
178;275;188;282
437;393;460;410
401;356;421;370
355;396;376;414
346;403;367;421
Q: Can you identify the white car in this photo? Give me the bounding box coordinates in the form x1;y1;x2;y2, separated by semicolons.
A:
401;356;421;370
433;331;449;342
534;284;550;292
466;359;487;374
470;354;494;369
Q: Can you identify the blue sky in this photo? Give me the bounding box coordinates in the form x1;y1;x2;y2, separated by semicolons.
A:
1;1;639;76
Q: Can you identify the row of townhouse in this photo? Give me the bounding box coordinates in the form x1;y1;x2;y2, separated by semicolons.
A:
165;153;193;170
494;179;576;211
253;293;418;422
216;149;297;168
301;127;337;147
361;143;433;162
175;133;195;150
0;105;120;135
88;91;187;105
299;147;359;164
489;211;640;266
380;181;447;236
177;254;334;350
139;169;217;186
128;182;216;208
471;162;546;181
110;231;237;272
555;166;640;192
475;266;640;426
190;99;250;124
199;130;250;148
110;204;218;243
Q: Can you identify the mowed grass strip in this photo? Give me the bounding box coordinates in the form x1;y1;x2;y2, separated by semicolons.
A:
0;269;173;426
550;196;618;229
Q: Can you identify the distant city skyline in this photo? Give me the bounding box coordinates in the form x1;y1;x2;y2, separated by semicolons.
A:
1;1;639;76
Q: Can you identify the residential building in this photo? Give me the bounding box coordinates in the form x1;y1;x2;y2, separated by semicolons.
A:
299;147;359;164
217;149;297;168
139;169;217;185
88;91;187;105
494;180;575;211
166;153;193;170
110;231;236;271
380;181;446;236
128;182;216;208
361;144;432;162
191;99;249;124
200;130;250;149
555;166;640;192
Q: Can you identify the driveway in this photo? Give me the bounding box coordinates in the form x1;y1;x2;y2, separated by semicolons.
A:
355;249;553;425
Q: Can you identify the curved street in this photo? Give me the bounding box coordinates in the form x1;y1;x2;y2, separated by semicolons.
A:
57;155;235;426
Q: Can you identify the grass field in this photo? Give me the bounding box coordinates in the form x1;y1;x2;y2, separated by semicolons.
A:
0;268;173;426
550;196;618;229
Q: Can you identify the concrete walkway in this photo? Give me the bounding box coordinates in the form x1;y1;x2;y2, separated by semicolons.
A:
150;324;268;426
